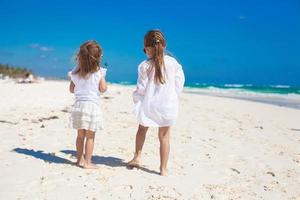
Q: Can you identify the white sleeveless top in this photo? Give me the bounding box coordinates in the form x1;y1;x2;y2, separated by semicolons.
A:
69;69;102;105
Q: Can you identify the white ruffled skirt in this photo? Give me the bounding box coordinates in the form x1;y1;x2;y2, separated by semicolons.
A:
70;101;103;133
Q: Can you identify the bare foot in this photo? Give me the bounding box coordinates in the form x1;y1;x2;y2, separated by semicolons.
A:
76;159;85;167
160;168;168;176
76;155;85;167
83;163;98;169
127;157;140;169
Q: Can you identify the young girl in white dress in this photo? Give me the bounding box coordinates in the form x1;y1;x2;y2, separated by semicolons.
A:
69;40;107;169
128;30;185;176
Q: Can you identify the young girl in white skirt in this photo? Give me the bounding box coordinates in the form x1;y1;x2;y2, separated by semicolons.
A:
69;40;107;169
127;30;185;176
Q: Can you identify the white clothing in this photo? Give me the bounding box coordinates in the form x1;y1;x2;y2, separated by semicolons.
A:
70;101;103;132
133;55;185;127
68;68;104;133
69;69;102;105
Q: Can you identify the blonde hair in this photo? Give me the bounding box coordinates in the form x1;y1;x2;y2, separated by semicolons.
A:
74;40;102;78
144;30;166;84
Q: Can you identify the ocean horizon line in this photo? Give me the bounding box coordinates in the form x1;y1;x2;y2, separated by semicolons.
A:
41;75;300;96
4;74;299;110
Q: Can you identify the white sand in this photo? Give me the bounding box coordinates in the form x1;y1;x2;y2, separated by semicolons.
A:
0;80;300;200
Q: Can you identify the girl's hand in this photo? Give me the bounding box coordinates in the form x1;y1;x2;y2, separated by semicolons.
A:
99;78;107;93
100;67;107;77
69;81;75;93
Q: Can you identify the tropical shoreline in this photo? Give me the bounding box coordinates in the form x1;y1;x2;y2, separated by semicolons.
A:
184;89;300;110
0;80;299;199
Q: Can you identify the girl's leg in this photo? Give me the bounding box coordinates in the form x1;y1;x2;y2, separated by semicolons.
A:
84;130;97;169
127;124;149;167
76;129;85;166
158;127;170;176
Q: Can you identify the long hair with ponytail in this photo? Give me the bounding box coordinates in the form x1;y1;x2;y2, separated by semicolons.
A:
74;40;102;78
144;30;166;84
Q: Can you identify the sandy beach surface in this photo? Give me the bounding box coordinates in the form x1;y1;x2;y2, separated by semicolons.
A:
0;80;300;200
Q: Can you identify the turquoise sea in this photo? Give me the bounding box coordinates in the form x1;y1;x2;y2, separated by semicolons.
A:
100;81;300;109
186;83;300;95
107;81;300;95
181;83;300;110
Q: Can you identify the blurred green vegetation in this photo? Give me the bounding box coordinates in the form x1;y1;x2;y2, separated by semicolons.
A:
0;64;33;78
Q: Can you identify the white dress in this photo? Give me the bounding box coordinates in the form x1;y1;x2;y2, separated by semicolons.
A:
68;69;104;132
133;55;185;127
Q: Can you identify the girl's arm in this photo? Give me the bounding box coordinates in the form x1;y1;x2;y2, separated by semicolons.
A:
99;77;107;93
175;64;185;96
133;63;149;103
69;81;75;93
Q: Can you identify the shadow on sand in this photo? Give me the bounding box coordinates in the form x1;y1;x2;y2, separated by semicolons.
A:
61;150;127;167
12;148;160;175
291;128;300;132
13;148;73;164
61;150;160;175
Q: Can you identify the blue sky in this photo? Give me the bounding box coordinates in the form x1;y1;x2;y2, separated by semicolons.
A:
0;0;300;85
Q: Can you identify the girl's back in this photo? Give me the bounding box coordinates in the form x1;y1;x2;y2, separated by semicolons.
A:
69;70;102;104
128;30;184;176
133;54;184;127
69;40;107;169
142;55;182;97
